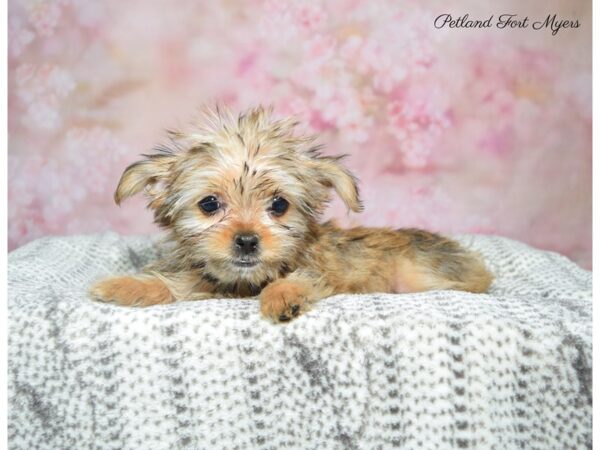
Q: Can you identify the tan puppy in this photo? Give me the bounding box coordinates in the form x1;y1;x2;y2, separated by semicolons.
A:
90;106;493;322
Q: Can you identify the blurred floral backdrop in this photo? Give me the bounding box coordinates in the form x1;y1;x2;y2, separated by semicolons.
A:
8;0;591;267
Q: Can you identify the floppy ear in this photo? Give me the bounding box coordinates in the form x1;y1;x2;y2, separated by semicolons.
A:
311;156;363;212
114;153;177;205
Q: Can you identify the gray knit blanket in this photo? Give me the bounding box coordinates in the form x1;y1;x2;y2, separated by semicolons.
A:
8;233;592;449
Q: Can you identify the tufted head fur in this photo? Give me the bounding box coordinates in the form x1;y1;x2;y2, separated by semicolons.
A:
114;105;362;289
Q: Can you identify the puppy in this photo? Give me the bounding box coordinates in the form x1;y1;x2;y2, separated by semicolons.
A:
90;106;493;322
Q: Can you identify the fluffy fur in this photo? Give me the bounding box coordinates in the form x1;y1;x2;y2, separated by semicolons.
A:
90;106;493;322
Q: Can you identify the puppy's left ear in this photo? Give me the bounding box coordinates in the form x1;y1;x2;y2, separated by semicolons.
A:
311;156;363;212
114;153;177;205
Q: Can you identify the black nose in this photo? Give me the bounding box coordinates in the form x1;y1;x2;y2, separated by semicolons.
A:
234;233;259;255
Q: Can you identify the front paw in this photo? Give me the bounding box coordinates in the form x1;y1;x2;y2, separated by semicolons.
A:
90;276;173;307
260;281;308;322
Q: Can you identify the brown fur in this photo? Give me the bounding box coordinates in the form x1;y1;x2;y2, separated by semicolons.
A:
90;275;174;307
90;105;493;321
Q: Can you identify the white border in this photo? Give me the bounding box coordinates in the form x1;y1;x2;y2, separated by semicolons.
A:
1;0;8;446
591;0;598;446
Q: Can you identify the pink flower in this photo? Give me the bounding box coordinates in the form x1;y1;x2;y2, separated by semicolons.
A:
47;67;76;97
295;4;327;32
13;64;75;131
8;17;35;58
477;127;515;156
386;88;450;168
22;98;61;130
27;1;62;37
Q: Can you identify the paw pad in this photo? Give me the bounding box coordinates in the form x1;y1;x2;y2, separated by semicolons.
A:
260;282;308;323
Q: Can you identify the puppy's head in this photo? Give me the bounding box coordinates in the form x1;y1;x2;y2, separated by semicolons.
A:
115;106;362;286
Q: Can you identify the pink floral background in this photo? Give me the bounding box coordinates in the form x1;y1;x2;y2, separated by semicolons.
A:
8;0;592;268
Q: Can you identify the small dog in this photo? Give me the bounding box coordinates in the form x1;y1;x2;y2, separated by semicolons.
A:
91;106;492;322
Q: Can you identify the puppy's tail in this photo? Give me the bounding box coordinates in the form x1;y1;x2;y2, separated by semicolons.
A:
395;229;493;294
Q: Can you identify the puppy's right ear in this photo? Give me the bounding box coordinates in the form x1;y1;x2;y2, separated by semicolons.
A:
309;156;363;213
114;153;177;205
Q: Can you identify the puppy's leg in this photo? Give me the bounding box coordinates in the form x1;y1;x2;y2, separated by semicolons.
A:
90;274;174;307
260;270;334;322
394;229;493;294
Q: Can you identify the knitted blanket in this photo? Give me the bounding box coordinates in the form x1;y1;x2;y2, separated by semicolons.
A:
8;233;592;450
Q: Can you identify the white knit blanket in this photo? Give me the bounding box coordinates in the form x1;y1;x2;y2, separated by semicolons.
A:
8;233;592;449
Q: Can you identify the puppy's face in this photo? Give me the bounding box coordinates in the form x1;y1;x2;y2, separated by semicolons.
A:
115;107;362;287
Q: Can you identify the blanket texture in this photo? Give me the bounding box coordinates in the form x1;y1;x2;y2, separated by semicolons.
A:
8;233;592;450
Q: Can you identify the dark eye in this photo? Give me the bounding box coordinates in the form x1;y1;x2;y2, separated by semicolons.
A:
198;196;220;213
270;196;289;216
